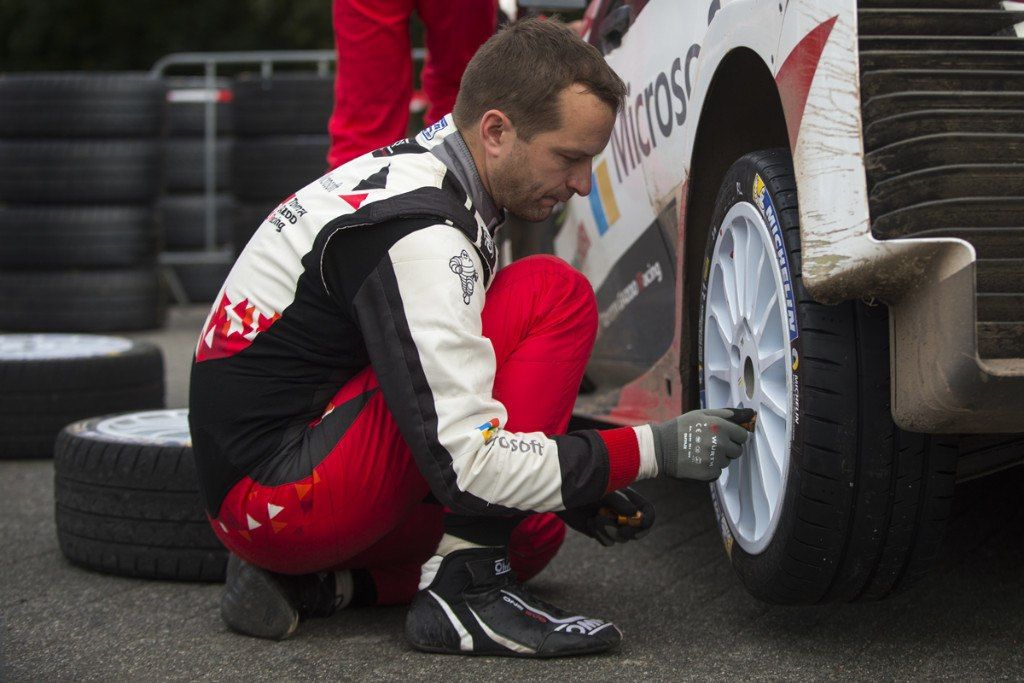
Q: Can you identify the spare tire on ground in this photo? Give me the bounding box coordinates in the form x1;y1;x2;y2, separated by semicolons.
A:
54;409;227;582
0;335;164;458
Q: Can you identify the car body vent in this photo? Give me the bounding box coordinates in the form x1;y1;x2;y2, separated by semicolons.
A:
858;0;1024;359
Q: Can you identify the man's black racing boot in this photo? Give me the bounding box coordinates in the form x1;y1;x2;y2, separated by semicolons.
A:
406;547;622;657
220;554;341;640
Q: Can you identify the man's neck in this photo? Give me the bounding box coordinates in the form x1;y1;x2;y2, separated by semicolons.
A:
431;129;502;231
461;132;492;200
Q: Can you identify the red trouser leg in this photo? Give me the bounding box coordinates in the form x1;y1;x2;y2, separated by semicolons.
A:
328;0;414;168
210;255;597;604
415;0;498;125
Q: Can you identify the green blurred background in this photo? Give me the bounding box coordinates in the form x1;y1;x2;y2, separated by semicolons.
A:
0;1;583;73
0;0;337;71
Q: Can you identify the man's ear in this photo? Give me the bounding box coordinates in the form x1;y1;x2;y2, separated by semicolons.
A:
478;109;514;158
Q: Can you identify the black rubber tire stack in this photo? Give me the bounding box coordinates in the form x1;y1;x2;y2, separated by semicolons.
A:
0;335;164;459
160;76;236;303
54;410;227;582
230;74;333;255
0;73;166;332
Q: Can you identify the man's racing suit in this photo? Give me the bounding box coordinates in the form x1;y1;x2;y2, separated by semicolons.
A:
189;117;658;589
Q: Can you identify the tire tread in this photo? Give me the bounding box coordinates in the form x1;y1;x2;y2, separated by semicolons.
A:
53;414;226;582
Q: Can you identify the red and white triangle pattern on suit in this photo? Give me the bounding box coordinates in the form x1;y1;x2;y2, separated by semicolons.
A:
196;295;281;362
339;193;368;210
211;469;323;546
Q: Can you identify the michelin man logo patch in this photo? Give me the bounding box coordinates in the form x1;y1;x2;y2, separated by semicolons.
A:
449;249;478;305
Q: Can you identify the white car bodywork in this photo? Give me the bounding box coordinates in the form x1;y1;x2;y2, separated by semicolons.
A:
556;0;1023;432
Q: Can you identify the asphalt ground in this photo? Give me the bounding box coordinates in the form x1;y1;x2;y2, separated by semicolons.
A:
2;305;1023;680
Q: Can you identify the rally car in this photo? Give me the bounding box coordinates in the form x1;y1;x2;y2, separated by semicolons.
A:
544;0;1024;603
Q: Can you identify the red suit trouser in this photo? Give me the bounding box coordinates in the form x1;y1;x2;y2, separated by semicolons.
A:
210;256;599;605
328;0;498;168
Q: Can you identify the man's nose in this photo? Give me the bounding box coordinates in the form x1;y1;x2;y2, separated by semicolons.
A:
568;163;593;197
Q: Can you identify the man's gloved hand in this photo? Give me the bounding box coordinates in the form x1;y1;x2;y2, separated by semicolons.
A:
559;487;655;547
649;408;752;481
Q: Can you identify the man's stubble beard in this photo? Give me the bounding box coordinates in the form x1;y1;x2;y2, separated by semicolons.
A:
492;144;550;223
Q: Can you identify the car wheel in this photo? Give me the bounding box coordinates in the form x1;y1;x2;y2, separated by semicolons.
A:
54;409;227;582
698;149;956;603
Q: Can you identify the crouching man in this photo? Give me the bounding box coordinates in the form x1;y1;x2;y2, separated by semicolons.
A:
188;18;749;658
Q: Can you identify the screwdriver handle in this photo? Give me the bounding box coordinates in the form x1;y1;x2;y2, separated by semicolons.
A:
598;507;644;528
727;408;758;433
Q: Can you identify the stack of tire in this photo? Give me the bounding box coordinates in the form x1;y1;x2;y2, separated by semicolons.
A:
231;74;333;254
160;76;236;303
0;335;165;459
54;408;228;582
0;73;166;332
0;335;226;581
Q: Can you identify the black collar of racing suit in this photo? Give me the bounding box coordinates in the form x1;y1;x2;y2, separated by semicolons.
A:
430;131;505;238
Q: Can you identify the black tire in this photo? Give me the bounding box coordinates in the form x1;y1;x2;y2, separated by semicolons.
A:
158;194;234;249
0;139;162;204
165;76;234;135
231;135;329;201
0;268;166;332
699;149;956;604
0;73;165;138
54;410;227;582
171;261;232;303
0;205;159;268
232;75;334;136
163;138;232;192
0;336;164;458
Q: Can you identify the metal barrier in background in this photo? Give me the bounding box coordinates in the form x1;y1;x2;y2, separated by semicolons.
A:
149;49;424;302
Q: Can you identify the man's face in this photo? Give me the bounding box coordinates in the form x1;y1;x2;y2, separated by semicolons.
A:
491;85;616;222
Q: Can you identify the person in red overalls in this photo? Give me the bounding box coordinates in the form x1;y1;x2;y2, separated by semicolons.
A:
193;18;751;658
327;0;499;168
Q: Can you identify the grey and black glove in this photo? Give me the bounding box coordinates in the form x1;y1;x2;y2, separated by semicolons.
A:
649;408;753;481
559;487;655;547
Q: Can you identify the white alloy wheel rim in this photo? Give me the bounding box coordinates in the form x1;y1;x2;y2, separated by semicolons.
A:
94;409;191;446
0;334;132;360
703;201;793;555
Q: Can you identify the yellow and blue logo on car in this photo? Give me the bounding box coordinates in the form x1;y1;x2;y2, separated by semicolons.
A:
588;160;621;236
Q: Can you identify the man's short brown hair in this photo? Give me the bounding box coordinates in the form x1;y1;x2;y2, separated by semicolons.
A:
453;18;626;141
